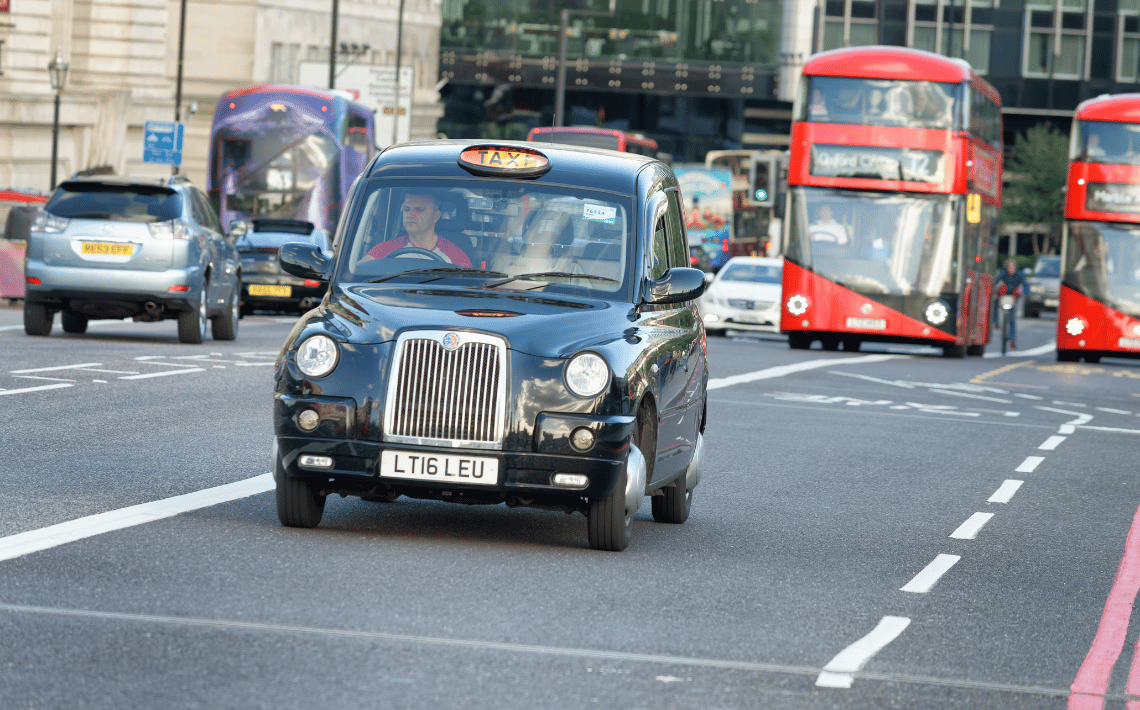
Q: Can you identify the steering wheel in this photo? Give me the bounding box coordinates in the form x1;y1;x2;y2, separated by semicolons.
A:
383;246;446;262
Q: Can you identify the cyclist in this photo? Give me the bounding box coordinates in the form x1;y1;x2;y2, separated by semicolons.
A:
994;258;1030;350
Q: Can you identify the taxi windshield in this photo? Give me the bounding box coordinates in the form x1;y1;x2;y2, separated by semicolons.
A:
339;180;633;298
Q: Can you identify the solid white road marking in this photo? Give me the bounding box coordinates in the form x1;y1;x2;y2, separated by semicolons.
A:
1097;407;1133;415
0;474;274;562
9;362;102;374
1039;436;1066;450
1015;394;1045;400
0;383;74;396
816;616;911;688
118;368;205;380
982;342;1057;358
1016;456;1045;473
950;513;994;540
901;554;961;593
1080;425;1140;435
988;480;1024;504
930;389;1013;404
707;354;900;390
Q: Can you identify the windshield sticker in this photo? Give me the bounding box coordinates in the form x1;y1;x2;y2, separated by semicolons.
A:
583;204;617;224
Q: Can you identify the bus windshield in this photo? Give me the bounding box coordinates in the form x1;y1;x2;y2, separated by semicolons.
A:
803;76;958;130
340;180;633;300
786;187;957;297
217;128;339;218
1064;221;1140;317
1073;120;1140;166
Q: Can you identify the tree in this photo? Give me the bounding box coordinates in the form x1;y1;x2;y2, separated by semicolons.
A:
1000;122;1069;256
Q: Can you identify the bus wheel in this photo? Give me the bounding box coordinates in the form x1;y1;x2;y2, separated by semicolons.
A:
842;338;861;352
942;344;966;358
787;333;812;350
1057;350;1079;362
1084;355;1101;364
821;337;840;351
966;344;985;357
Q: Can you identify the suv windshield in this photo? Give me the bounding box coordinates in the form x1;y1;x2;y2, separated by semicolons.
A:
47;182;182;222
339;180;633;299
1034;256;1061;278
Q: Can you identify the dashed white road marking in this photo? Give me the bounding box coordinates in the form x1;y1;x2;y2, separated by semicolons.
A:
1039;436;1066;450
1053;400;1088;408
0;383;73;396
901;554;961;593
118;368;205;380
0;474;273;562
930;389;1013;404
988;480;1024;504
816;616;911;688
77;367;139;374
1015;393;1045;400
950;513;994;540
1016;456;1045;473
1059;424;1076;435
1096;407;1133;415
1080;425;1140;435
14;375;75;382
9;362;102;374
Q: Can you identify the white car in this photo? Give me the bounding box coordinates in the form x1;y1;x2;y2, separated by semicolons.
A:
698;256;783;335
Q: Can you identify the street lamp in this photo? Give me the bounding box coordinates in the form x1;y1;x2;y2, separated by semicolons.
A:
48;50;69;190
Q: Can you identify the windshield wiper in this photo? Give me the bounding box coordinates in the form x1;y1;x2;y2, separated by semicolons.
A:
366;267;506;284
486;272;618;289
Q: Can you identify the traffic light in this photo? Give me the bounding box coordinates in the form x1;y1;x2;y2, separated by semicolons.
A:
748;154;777;207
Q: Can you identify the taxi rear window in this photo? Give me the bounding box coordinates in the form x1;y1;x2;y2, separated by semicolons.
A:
341;180;634;298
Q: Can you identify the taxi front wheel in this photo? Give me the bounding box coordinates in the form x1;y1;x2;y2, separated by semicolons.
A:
587;418;649;551
276;470;326;528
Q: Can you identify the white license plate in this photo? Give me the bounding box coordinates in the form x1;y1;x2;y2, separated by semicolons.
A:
1044;298;1059;307
734;312;768;324
380;450;499;485
1119;337;1140;349
846;317;887;330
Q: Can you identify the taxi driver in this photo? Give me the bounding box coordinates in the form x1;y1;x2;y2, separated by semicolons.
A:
360;193;472;266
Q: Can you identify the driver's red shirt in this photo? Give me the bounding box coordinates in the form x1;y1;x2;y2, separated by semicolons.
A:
365;234;472;267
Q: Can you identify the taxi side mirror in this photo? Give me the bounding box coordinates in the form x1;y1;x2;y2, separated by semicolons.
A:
280;242;330;282
645;267;707;305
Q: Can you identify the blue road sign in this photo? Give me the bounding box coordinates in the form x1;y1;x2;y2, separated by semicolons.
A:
143;121;184;165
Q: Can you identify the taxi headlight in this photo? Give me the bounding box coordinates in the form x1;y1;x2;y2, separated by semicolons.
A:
565;352;610;398
296;334;339;378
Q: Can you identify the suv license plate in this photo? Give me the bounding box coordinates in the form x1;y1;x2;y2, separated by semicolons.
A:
380;451;499;485
81;242;133;256
249;284;291;297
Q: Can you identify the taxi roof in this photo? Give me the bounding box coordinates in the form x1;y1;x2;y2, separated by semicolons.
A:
365;139;658;195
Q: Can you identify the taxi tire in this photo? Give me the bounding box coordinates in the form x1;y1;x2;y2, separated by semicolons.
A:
24;302;53;336
211;282;240;341
588;417;649;552
61;311;88;334
276;474;326;528
651;478;691;524
178;286;208;344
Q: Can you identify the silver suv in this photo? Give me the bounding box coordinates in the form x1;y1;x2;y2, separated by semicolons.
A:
23;175;242;343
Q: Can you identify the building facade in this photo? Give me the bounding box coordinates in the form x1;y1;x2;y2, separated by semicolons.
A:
0;0;442;194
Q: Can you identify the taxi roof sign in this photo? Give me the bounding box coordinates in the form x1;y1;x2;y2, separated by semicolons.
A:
458;145;551;178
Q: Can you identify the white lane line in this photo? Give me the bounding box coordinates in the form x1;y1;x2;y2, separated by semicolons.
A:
0;383;74;396
234;361;274;367
1038;407;1094;428
77;367;139;375
135;360;205;369
1015;393;1045;400
1016;456;1045;473
816;616;911;688
1080;425;1140;435
707;354;900;390
13;375;76;382
901;554;961;593
118;368;205;380
9;362;102;374
950;512;994;540
1053;400;1087;407
930;389;1013;404
982;342;1057;358
1059;424;1075;435
1039;435;1067;450
988;480;1024;504
1097;407;1133;415
0;474;273;562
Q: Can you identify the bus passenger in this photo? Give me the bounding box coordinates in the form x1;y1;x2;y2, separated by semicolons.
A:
359;193;472;266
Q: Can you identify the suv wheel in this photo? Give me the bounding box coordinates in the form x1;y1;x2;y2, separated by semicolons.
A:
23;302;53;336
178;286;208;344
61;311;89;334
211;281;240;341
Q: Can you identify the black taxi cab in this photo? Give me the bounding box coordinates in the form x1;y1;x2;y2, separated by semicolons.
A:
273;140;707;551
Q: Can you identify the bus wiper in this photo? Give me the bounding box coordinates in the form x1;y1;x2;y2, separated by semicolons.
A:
366;267;506;284
486;272;619;289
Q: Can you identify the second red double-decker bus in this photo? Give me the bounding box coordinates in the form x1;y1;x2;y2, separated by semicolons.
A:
1058;94;1140;363
780;46;1002;357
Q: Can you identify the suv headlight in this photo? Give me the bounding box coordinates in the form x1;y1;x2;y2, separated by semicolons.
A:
32;211;69;234
565;352;610;397
296;334;339;378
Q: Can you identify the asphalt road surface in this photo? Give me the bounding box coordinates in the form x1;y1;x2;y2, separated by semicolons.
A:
2;306;1139;710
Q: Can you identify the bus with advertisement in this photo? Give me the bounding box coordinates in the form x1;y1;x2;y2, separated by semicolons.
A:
207;85;376;233
780;46;1002;357
674;165;734;270
1058;94;1140;363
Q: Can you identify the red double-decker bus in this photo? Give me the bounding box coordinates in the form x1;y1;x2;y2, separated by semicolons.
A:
780;46;1002;357
1058;94;1140;363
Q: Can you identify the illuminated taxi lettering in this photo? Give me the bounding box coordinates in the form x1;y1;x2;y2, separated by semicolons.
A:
459;146;550;174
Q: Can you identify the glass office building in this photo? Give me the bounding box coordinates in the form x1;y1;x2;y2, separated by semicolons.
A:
436;0;786;162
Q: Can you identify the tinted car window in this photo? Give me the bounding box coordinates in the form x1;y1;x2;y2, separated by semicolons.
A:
805;76;957;129
46;182;181;222
1033;256;1060;277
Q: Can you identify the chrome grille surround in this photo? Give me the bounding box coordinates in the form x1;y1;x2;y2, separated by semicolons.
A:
383;330;508;450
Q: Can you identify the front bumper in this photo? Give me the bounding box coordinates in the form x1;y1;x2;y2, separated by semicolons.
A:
701;303;780;332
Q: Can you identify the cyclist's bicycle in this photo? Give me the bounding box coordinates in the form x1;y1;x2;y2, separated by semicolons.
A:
998;293;1017;355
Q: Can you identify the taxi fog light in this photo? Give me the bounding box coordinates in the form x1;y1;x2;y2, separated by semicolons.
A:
553;473;589;488
570;427;595;451
565;352;610;397
296;334;339;377
299;454;333;469
296;408;320;431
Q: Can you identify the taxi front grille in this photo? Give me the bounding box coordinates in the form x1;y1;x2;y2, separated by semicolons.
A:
383;332;507;449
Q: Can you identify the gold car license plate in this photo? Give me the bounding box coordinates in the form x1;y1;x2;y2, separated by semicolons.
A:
248;284;291;297
380;451;499;485
81;242;133;256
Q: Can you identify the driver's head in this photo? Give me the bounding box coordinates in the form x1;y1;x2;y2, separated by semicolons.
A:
818;205;833;221
400;193;441;239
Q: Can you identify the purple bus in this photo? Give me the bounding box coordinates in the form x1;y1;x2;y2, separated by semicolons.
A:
207;85;375;233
